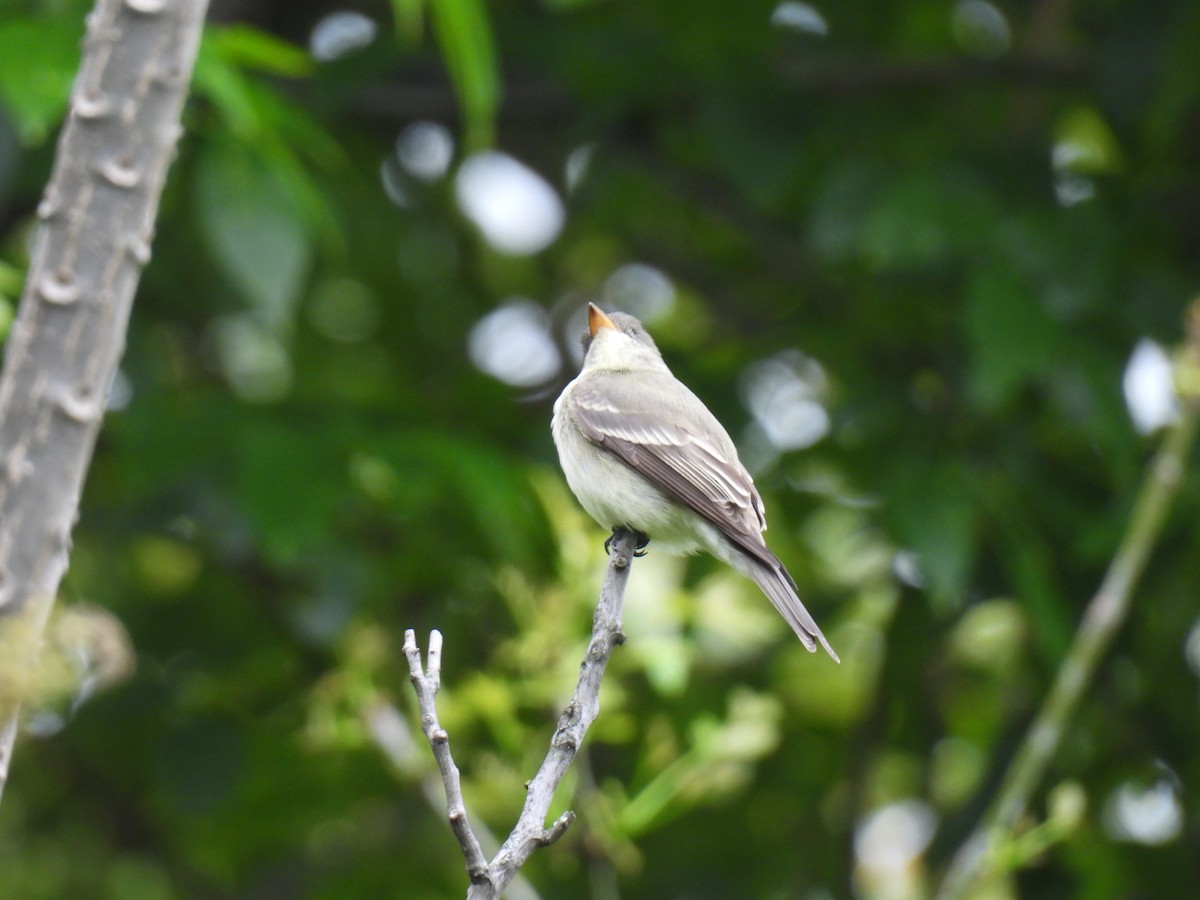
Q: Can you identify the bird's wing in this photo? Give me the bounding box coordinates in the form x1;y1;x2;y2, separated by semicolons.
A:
570;371;775;567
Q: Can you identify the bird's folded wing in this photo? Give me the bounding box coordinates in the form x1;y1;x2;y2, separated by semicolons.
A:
570;373;775;568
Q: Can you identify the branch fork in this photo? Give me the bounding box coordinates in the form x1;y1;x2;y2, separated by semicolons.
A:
406;528;638;899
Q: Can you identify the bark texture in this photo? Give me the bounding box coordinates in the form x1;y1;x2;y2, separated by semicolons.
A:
0;0;209;803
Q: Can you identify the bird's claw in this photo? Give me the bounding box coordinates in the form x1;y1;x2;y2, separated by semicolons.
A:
606;527;650;557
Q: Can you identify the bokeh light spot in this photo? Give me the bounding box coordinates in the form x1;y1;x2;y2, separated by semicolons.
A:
468;299;562;387
396;121;454;182
1104;777;1183;845
310;11;378;62
770;1;828;36
952;1;1011;58
455;151;564;255
1123;338;1179;434
602;263;675;323
854;800;937;882
740;351;830;452
565;143;596;193
209;314;292;403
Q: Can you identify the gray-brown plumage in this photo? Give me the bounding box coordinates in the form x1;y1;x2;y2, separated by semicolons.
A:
552;303;837;661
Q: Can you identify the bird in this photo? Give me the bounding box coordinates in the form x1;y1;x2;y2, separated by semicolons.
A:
552;303;837;661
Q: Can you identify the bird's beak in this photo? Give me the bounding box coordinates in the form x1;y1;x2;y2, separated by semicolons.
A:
588;303;616;336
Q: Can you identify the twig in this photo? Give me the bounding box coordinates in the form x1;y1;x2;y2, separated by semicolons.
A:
366;702;544;900
403;628;490;881
937;302;1200;898
406;527;638;899
0;0;208;809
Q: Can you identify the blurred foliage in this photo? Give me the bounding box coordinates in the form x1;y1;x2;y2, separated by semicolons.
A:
2;0;1200;897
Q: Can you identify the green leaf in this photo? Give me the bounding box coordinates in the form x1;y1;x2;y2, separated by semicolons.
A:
0;293;12;342
389;0;425;44
234;419;346;563
860;171;994;270
806;160;886;263
193;35;345;252
0;259;21;295
378;432;550;569
964;264;1057;410
194;30;337;165
207;24;314;78
194;141;312;330
193;35;263;139
886;460;980;608
0;17;82;144
1053;106;1123;175
429;0;501;150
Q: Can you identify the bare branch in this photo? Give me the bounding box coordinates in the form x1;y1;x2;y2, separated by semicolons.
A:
366;701;544;900
404;628;490;881
0;0;209;807
406;528;638;899
937;300;1200;898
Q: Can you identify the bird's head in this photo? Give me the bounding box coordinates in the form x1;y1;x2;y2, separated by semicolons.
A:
580;303;666;372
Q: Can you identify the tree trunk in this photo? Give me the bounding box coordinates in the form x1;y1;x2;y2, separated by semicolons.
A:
0;0;209;805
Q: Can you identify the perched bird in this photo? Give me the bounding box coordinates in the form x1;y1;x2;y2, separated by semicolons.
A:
552;303;837;661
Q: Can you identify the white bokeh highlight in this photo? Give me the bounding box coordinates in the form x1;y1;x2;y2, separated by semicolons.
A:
770;1;829;36
310;11;378;62
456;152;564;255
740;351;831;452
1104;778;1183;845
209;314;292;403
1123;338;1179;434
565;143;596;194
397;121;455;182
468;299;562;388
602;263;676;323
854;800;937;895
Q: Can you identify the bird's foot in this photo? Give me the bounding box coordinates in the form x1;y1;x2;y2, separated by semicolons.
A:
606;527;651;557
633;531;650;557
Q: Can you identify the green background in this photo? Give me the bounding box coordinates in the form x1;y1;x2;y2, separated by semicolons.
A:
2;0;1199;896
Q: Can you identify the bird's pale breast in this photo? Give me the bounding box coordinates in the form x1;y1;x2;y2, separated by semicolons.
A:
553;380;704;554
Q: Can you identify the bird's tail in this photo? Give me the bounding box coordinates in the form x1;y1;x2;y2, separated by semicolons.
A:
747;559;839;663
